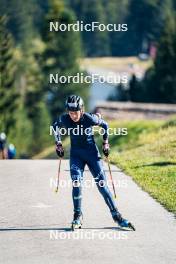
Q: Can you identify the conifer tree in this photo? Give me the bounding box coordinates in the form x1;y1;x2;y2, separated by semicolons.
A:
149;12;176;102
0;15;19;133
43;0;89;119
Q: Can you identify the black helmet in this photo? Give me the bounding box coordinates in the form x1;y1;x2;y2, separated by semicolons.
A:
65;95;84;111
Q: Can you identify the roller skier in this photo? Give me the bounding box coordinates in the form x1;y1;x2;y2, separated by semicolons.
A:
52;95;135;231
0;132;7;159
0;132;16;159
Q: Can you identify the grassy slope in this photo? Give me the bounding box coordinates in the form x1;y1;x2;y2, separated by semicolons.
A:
107;118;176;214
32;137;70;159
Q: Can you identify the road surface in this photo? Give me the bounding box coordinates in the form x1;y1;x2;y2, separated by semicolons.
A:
0;160;175;264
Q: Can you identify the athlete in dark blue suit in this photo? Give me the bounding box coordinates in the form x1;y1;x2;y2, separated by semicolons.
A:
53;95;135;230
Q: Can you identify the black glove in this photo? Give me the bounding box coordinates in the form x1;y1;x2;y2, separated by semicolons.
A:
56;142;64;157
102;142;110;157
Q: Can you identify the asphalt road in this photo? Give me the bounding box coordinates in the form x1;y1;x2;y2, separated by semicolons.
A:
0;160;176;264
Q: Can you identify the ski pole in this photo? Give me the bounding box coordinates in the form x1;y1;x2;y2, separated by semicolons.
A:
106;157;117;199
55;158;62;193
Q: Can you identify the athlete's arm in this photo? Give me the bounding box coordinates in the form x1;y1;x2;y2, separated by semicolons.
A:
96;114;109;142
52;115;65;157
88;113;109;142
52;115;65;144
88;112;110;156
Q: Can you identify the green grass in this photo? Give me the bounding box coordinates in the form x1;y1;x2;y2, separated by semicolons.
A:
108;118;176;214
32;137;70;159
81;56;152;73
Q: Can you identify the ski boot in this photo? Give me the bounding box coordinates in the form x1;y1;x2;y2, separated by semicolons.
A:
113;213;135;231
71;212;83;231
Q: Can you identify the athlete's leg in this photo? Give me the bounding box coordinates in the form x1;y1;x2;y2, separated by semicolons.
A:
87;156;120;218
70;151;85;215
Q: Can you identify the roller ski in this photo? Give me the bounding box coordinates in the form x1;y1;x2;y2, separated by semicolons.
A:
113;214;135;231
71;212;83;231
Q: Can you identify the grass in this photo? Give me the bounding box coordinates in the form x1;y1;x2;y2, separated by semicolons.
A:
32;137;70;159
80;56;152;73
107;118;176;214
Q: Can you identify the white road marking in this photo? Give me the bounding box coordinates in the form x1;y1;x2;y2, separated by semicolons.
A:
31;202;53;208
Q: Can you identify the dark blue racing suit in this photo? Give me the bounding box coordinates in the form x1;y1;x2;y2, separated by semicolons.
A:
53;112;119;218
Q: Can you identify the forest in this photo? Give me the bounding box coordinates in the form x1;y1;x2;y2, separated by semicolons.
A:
0;0;176;157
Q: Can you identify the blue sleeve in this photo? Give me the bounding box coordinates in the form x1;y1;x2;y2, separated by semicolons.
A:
87;113;109;141
52;115;66;143
99;119;109;141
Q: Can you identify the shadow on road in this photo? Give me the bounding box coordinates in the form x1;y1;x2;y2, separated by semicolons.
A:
0;226;71;232
0;226;131;232
134;161;176;168
65;169;121;172
81;227;132;231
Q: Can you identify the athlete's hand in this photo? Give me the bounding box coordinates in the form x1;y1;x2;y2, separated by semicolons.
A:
102;142;110;157
55;142;64;157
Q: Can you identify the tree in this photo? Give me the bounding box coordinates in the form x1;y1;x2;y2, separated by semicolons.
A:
125;0;165;55
108;83;129;101
18;39;52;155
135;10;176;103
0;0;38;45
103;0;129;56
68;0;110;56
42;0;89;119
0;15;19;133
148;11;176;102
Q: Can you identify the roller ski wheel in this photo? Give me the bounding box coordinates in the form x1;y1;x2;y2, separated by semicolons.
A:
71;222;82;231
113;214;136;231
127;222;136;231
71;213;83;231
